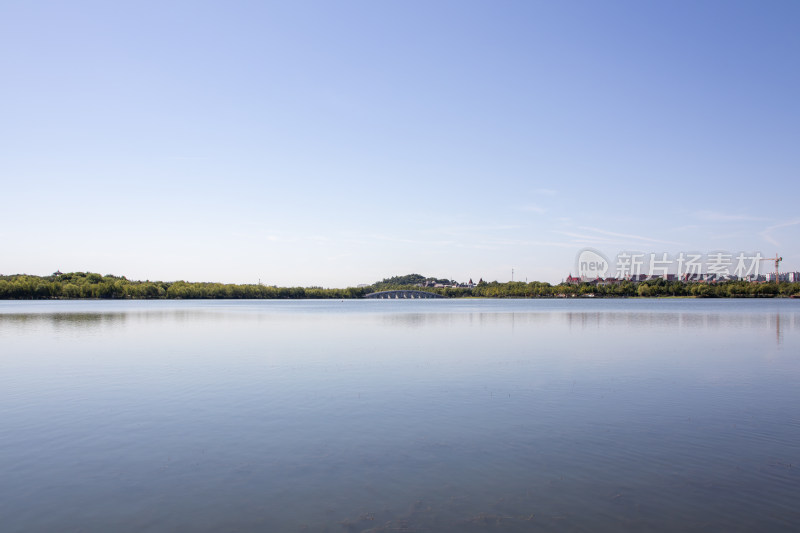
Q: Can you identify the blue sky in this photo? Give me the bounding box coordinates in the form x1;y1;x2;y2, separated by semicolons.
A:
1;1;798;286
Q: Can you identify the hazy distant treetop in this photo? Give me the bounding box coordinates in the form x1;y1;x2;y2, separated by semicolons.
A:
373;274;452;289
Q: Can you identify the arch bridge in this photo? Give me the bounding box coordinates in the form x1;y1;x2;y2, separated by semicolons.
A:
364;290;444;299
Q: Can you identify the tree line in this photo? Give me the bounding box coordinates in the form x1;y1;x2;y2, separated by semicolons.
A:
468;278;799;298
0;272;370;300
1;272;797;299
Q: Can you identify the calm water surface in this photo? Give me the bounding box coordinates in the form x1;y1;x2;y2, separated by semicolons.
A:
1;299;799;532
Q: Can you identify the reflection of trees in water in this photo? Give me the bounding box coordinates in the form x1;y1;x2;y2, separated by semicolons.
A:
0;311;215;331
562;310;799;333
3;306;798;345
0;309;310;335
0;312;126;327
378;309;799;346
379;312;555;329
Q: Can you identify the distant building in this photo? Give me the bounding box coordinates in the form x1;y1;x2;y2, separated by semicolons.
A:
682;272;712;282
766;272;799;282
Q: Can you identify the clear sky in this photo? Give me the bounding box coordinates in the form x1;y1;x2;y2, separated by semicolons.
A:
1;1;798;286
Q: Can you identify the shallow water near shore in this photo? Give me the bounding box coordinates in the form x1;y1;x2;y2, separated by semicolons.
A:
2;299;799;532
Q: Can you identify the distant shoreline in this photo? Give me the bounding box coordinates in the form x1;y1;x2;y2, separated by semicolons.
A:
1;272;798;300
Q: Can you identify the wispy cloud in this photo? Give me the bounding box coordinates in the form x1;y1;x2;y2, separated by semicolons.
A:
553;230;623;245
512;188;557;214
577;226;684;246
695;210;767;222
669;224;701;232
367;233;456;247
451;238;581;251
760;219;800;247
428;224;522;236
492;238;578;248
518;204;546;214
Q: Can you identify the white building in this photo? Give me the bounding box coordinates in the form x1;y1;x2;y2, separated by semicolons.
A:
765;272;799;282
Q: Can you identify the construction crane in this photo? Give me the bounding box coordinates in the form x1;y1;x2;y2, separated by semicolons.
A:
760;254;783;283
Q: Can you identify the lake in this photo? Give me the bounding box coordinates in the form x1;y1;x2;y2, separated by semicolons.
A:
2;299;799;532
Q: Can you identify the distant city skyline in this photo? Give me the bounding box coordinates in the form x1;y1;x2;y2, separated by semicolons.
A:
1;1;798;287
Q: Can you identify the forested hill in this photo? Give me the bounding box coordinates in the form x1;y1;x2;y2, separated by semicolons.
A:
371;274;453;290
0;271;797;299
